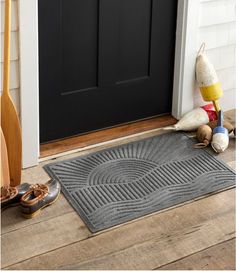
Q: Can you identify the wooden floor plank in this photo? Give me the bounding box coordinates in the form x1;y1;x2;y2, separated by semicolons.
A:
1;212;92;268
158;239;235;270
227;161;236;171
6;188;235;270
217;138;236;164
1;195;73;235
40;115;176;158
225;109;236;127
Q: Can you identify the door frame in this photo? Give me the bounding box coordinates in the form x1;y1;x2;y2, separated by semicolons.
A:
19;0;200;168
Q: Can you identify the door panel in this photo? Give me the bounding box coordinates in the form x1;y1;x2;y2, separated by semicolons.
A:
117;0;152;82
62;0;99;93
39;0;177;143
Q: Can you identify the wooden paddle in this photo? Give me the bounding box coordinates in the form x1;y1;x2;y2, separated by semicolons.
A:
1;0;22;186
0;127;10;187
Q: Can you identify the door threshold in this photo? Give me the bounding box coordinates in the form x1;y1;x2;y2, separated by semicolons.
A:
39;115;176;161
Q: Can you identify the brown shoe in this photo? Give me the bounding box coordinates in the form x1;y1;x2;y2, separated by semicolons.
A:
21;179;61;218
1;183;31;210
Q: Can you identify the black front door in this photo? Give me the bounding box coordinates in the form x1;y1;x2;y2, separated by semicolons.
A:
39;0;177;143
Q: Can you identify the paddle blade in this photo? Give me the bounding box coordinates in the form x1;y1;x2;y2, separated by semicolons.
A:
1;95;22;186
1;127;10;187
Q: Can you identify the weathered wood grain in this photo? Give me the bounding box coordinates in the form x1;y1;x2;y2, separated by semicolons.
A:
216;138;235;164
1;194;73;235
2;211;91;268
227;161;236;171
158;238;235;270
6;189;235;270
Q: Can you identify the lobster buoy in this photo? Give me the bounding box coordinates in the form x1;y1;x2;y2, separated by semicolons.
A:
196;44;223;113
163;104;217;132
211;110;229;153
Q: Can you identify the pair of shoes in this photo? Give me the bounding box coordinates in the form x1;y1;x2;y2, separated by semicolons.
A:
1;179;61;218
1;183;31;210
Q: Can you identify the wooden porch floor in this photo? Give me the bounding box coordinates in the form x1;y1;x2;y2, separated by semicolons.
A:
1;110;235;270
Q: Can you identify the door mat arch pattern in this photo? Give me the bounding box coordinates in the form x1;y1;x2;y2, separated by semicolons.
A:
44;133;235;232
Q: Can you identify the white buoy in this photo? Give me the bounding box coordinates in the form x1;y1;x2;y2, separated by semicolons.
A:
163;104;217;132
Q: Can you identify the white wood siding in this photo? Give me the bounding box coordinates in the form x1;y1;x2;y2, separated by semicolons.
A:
195;0;236;111
0;0;20;115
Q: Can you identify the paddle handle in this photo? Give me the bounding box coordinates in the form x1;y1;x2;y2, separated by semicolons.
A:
3;0;11;96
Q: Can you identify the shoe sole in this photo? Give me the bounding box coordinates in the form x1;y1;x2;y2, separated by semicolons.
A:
22;192;60;219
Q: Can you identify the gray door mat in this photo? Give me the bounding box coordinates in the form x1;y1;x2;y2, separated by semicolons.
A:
44;132;235;233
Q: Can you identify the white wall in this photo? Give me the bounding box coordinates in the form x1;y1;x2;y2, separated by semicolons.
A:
194;0;236;110
0;0;20;114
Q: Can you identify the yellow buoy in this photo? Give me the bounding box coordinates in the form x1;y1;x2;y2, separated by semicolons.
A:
196;46;223;112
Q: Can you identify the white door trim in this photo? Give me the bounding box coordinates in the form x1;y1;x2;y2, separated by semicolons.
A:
19;0;39;168
19;0;200;168
172;0;200;119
